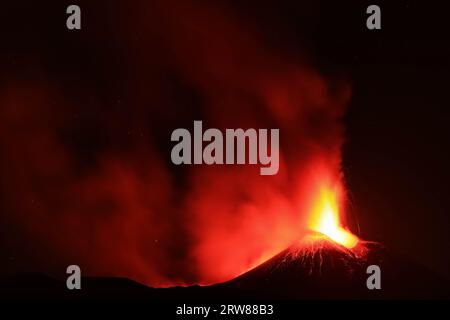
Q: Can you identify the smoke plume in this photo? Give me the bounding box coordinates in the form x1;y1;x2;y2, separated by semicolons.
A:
0;1;350;286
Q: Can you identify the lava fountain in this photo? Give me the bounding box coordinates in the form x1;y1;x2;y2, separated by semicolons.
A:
308;184;359;249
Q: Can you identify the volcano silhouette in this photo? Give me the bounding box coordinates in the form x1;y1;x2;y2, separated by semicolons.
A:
210;232;378;299
1;233;449;300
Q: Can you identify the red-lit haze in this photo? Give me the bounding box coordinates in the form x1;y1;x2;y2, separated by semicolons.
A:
0;1;352;287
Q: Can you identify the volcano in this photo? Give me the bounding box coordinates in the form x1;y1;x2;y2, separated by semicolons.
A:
210;232;376;299
164;232;449;300
2;232;448;300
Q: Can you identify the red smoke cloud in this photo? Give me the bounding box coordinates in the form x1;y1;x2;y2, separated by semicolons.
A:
0;1;350;286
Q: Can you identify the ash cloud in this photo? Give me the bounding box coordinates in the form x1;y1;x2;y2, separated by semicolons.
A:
0;1;350;286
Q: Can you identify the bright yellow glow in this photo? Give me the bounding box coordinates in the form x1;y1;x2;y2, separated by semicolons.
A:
309;187;358;249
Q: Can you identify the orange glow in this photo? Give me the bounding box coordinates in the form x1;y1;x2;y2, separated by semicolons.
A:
308;185;358;249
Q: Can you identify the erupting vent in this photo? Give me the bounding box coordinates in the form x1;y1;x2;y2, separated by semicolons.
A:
308;185;358;249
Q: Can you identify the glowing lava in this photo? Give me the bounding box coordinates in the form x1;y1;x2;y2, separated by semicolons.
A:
308;186;358;249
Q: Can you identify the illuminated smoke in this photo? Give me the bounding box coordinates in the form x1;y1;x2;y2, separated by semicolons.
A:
0;1;351;286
